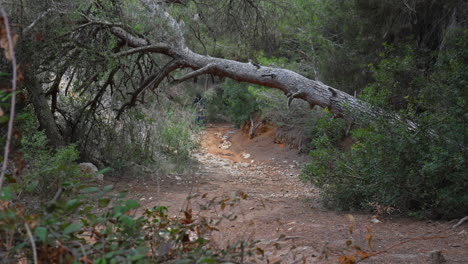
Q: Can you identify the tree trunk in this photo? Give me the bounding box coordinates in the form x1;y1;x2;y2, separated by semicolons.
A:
110;27;417;130
25;76;65;149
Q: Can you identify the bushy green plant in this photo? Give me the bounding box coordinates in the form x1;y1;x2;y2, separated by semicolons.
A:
0;185;261;263
95;105;198;176
160;107;198;165
221;79;258;127
301;34;467;219
16;114;82;202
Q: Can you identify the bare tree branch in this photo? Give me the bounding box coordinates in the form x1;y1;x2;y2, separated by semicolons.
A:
22;8;55;35
171;63;215;84
107;23;423;134
116;59;183;119
24;223;38;264
112;43;173;57
0;8;18;191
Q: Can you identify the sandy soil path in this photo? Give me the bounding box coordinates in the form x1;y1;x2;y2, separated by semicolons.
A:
113;123;468;263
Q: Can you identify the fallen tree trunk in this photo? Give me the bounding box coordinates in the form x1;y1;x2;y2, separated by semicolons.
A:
109;26;417;130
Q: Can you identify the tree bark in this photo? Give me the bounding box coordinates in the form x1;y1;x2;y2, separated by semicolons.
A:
109;26;417;130
25;76;65;149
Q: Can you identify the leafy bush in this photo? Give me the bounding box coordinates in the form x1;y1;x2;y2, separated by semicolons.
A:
221;79;258;127
302;115;467;218
93;105;198;176
0;185;261;263
301;34;467;219
14;114;82;203
159;107;199;166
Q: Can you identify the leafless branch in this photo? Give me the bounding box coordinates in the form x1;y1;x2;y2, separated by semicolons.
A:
0;8;18;191
112;43;172;57
171;63;215;84
25;223;38;264
452;216;468;229
116;59;182;119
23;8;55;35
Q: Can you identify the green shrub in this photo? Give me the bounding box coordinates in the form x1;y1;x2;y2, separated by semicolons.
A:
221;79;258;127
16;114;82;202
301;34;467;219
94;105;198;176
302;115;467;218
0;185;260;263
160;107;198;166
203;86;228;122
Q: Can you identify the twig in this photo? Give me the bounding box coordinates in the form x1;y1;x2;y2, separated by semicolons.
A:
49;187;63;204
171;63;215;84
23;8;54;35
24;223;38;264
452;216;468;229
0;8;18;191
364;236;449;260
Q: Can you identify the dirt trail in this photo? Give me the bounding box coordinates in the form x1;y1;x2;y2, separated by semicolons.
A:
114;123;468;263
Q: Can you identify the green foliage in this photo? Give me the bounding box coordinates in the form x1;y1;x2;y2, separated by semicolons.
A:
0;185;260;263
307;110;348;150
255;51;287;68
0;88;11;124
360;42;427;110
17;114;82;201
219;80;259;127
160;107;198;163
97;106;198;176
301;31;468;219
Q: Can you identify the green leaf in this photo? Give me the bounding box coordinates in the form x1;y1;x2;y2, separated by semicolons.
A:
119;215;134;226
96;167;111;175
0;187;12;200
34;227;47;242
15;112;30;121
104;252;114;258
81;187;100;193
64;223;83;235
174;260;192;264
196;257;218;264
98;198;110;207
136;246;148;255
117;192;127;198
103;184;114;192
95;258;107;264
129;254;146;261
65;199;79;209
125;199;139;209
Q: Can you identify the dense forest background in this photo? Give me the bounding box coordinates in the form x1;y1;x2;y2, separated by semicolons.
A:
0;0;467;263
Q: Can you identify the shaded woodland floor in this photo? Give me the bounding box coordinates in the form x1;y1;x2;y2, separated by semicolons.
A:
110;123;468;263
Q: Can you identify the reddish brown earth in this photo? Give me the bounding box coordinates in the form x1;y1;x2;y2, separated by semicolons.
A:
111;123;468;263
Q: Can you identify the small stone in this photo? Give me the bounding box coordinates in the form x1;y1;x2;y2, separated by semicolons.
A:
371;218;382;224
430;250;446;264
79;162;104;182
